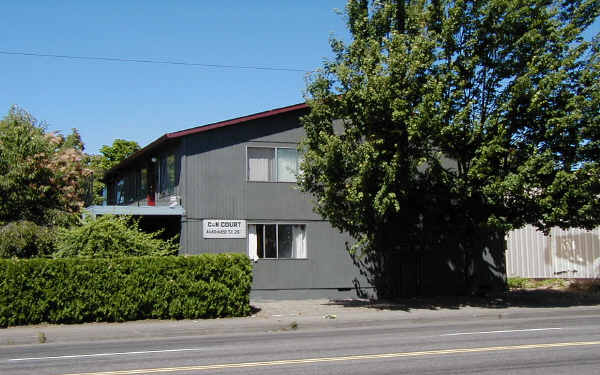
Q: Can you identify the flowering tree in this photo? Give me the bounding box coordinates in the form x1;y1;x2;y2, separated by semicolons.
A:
0;106;91;226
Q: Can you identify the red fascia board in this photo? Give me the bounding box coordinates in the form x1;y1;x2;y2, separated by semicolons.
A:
165;102;308;139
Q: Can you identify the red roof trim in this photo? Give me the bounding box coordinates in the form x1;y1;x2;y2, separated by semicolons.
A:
165;102;308;139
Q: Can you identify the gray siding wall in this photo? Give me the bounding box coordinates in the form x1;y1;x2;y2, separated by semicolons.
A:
178;110;369;296
180;110;316;237
252;223;357;290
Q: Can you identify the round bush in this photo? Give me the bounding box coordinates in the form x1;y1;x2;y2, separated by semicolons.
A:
0;221;56;258
53;215;178;258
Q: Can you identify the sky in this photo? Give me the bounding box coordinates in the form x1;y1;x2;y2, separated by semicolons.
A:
1;1;598;155
1;1;350;154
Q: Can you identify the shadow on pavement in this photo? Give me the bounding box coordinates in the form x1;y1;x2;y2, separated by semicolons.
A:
325;289;600;312
249;305;262;315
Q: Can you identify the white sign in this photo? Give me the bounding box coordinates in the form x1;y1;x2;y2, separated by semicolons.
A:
203;219;247;239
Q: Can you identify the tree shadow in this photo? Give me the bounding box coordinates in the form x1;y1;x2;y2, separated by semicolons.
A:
324;289;600;312
249;305;262;315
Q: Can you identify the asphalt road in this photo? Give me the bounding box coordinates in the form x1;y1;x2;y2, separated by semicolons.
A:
2;311;600;375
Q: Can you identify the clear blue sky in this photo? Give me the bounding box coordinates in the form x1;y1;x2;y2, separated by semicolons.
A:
1;1;349;154
1;2;598;155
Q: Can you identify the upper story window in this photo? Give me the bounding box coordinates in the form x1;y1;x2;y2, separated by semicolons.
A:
247;147;299;182
139;168;147;198
115;179;125;204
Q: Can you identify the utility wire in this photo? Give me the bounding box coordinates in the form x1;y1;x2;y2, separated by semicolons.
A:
0;50;310;73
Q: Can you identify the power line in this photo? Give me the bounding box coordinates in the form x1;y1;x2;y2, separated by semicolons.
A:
0;50;310;73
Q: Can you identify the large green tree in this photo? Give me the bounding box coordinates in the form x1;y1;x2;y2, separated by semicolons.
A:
95;139;140;171
0;106;90;226
88;139;140;205
300;0;599;297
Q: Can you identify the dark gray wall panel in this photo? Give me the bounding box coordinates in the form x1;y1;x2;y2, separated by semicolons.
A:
178;108;371;294
180;220;245;255
245;183;319;221
252;221;364;290
180;219;370;291
181;110;312;227
252;259;315;289
250;288;374;300
183;138;245;220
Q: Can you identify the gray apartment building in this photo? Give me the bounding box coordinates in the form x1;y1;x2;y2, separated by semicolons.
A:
88;103;371;299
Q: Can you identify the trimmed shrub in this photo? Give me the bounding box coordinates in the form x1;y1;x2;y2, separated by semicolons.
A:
0;254;252;327
0;221;56;258
53;215;178;258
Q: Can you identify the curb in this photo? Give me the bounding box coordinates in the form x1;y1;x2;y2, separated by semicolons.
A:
2;304;600;347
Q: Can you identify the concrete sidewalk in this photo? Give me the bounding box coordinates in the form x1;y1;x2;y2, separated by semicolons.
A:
2;299;600;346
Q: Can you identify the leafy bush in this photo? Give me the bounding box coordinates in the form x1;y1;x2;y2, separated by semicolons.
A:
507;277;568;289
507;277;528;289
53;215;178;258
0;254;252;327
0;221;56;258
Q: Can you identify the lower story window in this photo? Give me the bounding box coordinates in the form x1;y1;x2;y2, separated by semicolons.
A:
248;224;306;259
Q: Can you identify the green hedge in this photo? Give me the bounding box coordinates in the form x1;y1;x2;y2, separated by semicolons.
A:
0;254;252;327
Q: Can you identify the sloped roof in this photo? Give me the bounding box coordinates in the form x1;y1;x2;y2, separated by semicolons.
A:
167;102;308;139
105;102;308;177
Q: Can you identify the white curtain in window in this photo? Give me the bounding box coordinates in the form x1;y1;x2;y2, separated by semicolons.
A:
248;225;258;261
248;148;274;181
292;225;306;258
277;149;298;182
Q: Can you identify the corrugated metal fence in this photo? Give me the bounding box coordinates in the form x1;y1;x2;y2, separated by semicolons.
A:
506;225;600;279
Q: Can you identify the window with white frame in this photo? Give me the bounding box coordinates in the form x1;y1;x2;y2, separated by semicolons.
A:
248;224;306;260
247;147;299;182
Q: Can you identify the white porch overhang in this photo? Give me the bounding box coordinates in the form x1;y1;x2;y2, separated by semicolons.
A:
85;205;185;218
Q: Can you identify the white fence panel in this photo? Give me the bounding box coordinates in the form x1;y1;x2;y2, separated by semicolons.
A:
506;225;600;279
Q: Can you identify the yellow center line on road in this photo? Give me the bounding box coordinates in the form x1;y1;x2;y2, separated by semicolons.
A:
61;341;600;375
